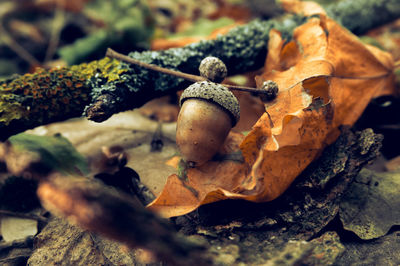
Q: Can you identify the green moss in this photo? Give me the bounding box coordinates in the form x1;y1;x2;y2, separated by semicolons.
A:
0;88;27;125
71;56;127;82
1;69;87;126
326;0;400;34
0;57;123;133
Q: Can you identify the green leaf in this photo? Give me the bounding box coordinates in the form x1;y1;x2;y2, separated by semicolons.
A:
58;0;154;65
170;17;235;39
58;30;110;65
8;133;89;175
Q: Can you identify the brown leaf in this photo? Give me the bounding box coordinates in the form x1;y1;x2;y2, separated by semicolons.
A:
138;96;179;123
231;90;265;132
148;15;395;217
149;132;247;217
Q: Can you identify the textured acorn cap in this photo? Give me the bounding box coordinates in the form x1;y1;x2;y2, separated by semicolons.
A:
180;81;240;126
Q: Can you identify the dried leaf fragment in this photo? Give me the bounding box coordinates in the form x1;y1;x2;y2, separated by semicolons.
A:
339;169;400;240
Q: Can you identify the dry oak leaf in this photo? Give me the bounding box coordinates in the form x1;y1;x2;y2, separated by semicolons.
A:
148;15;395;218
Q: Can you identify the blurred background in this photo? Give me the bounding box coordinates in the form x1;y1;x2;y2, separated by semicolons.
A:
0;0;285;77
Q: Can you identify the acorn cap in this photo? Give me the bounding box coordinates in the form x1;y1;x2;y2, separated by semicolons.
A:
180;81;240;126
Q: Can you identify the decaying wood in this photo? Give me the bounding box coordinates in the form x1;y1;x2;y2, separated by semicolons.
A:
0;236;34;266
28;218;139;265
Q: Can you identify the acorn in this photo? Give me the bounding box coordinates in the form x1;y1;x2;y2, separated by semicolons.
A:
199;56;228;83
259;80;279;102
176;81;240;167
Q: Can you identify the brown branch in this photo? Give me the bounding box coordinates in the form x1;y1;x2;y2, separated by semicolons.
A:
37;176;211;266
0;209;48;223
106;48;270;96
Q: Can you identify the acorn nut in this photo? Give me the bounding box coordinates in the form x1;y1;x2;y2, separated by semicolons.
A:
176;81;240;167
199;56;228;83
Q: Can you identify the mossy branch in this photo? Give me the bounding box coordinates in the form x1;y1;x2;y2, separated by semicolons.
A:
1;0;399;140
0;58;123;140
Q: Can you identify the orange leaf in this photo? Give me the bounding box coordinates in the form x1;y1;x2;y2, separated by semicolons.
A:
148;15;395;218
280;0;326;16
151;23;241;50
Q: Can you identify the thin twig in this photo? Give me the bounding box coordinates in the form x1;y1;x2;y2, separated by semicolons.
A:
106;48;269;96
44;0;65;63
224;83;264;93
0;23;41;67
0;209;48;223
106;48;204;83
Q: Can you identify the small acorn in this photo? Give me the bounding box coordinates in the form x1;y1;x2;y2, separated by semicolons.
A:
199;56;228;83
176;81;240;167
259;80;279;102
